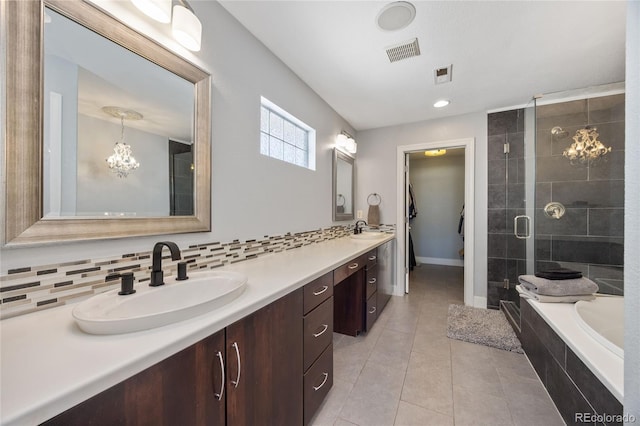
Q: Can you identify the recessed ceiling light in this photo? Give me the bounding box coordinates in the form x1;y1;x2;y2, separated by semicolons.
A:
433;99;450;108
376;2;416;32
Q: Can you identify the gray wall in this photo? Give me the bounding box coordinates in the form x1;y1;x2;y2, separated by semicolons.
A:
356;112;488;300
624;0;639;417
0;0;354;271
409;153;465;265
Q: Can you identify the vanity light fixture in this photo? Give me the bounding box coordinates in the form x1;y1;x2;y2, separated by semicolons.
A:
172;0;202;52
103;106;142;178
424;149;446;157
433;99;450;108
131;0;172;23
336;131;357;155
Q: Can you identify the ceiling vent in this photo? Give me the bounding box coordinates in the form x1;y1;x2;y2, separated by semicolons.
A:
434;65;453;84
386;38;420;63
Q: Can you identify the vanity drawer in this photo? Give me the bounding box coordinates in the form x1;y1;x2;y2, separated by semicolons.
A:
334;254;367;284
366;248;378;270
304;344;333;425
365;292;378;332
303;271;334;315
365;264;378;300
304;297;333;371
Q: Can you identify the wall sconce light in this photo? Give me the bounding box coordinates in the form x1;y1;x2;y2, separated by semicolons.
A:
172;0;202;52
131;0;202;52
562;127;611;164
424;149;446;157
103;106;142;178
336;131;357;155
131;0;172;23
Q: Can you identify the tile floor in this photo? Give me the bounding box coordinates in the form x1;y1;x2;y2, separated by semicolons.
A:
310;264;565;426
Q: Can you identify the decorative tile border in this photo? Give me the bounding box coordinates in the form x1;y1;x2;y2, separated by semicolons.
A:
0;224;395;320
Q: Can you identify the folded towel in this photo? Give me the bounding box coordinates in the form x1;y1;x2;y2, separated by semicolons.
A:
368;204;380;227
516;285;596;303
518;275;598;296
535;268;582;280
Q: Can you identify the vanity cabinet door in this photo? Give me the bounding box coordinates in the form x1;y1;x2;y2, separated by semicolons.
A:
225;288;303;426
41;330;226;426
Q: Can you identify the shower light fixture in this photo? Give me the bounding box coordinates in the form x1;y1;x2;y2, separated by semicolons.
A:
103;107;142;178
336;131;357;155
562;127;611;164
424;149;446;157
433;99;450;108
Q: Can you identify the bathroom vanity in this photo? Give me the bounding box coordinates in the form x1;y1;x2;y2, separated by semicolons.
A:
0;234;395;426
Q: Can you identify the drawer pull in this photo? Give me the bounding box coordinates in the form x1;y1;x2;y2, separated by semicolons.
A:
368;255;377;261
348;263;359;270
368;278;377;285
231;342;241;388
213;351;225;401
369;306;377;314
313;285;329;296
313;372;329;391
313;324;329;338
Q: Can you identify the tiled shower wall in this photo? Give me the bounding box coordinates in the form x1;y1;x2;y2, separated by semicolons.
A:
0;224;395;320
487;94;625;308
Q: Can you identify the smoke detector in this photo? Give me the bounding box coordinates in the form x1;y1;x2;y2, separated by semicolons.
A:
386;38;421;63
434;65;453;84
376;2;416;32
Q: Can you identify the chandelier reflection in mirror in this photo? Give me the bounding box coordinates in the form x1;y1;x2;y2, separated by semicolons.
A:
562;127;611;164
103;106;142;178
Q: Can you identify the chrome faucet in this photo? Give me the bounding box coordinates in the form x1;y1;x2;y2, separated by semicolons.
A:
150;241;181;287
354;220;367;234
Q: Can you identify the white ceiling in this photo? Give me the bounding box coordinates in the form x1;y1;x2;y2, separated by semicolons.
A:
218;1;627;131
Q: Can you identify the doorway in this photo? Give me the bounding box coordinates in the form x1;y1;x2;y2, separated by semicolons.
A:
396;138;475;307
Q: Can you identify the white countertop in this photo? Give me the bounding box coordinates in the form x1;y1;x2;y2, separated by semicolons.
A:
524;298;623;402
0;234;394;426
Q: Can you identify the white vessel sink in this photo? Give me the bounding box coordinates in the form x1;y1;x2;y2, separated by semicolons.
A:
72;270;248;335
350;232;388;240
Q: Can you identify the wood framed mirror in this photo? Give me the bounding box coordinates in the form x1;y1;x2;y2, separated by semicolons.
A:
3;0;211;246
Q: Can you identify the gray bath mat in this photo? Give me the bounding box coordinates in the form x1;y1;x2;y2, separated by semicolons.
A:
447;304;524;353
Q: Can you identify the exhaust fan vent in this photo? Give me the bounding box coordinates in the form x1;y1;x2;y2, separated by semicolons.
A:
386;38;420;63
434;65;453;84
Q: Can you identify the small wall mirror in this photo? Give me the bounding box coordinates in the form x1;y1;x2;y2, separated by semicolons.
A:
3;0;211;246
333;149;355;221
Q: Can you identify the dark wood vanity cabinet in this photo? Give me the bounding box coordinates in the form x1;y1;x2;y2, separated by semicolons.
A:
302;272;334;425
364;250;378;332
43;290;303;426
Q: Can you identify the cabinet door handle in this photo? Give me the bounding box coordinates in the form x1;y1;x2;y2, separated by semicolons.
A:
313;324;329;338
368;255;377;261
368;278;377;284
213;351;225;401
313;372;329;391
231;342;241;388
348;263;359;270
313;285;329;296
369;306;377;314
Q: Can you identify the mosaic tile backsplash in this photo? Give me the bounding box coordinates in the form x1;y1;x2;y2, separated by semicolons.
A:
0;224;395;320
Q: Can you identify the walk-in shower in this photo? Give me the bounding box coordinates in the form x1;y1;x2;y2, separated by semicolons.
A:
487;83;626;324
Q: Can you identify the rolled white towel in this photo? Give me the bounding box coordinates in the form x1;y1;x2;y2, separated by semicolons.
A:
516;285;596;303
518;274;598;296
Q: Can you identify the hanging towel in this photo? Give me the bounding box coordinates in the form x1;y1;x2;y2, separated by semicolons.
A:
368;204;380;227
535;268;582;280
518;275;598;296
516;285;596;303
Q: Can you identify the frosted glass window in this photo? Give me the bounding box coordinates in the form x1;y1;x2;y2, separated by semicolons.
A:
259;97;316;170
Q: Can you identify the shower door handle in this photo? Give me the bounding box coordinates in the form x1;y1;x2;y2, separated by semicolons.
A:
514;215;531;239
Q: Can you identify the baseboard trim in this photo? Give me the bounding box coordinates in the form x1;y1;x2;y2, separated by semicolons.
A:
416;257;464;267
473;296;487;308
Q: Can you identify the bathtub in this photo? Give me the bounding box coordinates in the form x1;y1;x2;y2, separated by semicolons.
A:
525;295;624;402
574;295;624;359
